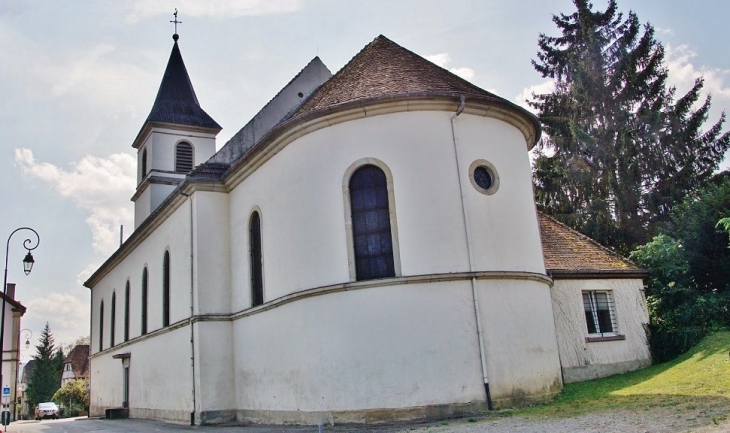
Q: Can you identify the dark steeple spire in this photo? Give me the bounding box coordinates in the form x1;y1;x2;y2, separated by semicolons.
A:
143;38;221;130
133;20;221;148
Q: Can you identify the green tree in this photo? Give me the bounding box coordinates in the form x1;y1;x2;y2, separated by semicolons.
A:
630;175;730;362
52;379;89;417
531;0;729;254
26;323;64;408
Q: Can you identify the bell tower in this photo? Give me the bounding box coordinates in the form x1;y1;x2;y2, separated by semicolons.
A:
131;18;221;228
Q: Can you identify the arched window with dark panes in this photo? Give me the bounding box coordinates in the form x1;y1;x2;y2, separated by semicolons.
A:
141;267;148;335
124;281;130;342
349;165;395;281
110;292;116;347
99;300;104;352
163;251;170;326
141;148;147;178
175;142;194;173
250;211;264;307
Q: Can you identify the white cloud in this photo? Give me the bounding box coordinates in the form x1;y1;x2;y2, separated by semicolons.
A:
656;27;675;37
515;80;555;112
14;149;135;254
665;44;730;107
0;26;154;114
425;52;476;81
24;292;89;346
425;53;451;68
46;43;154;112
77;262;102;287
126;0;302;23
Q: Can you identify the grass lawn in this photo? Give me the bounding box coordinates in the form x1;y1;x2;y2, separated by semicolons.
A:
516;331;730;419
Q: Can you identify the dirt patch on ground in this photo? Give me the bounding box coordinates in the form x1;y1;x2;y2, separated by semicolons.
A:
382;407;730;433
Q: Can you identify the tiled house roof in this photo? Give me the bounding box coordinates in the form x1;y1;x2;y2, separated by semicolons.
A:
538;212;645;276
63;344;90;380
292;35;541;141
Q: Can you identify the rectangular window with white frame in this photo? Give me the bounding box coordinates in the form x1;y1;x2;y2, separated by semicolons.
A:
582;290;618;336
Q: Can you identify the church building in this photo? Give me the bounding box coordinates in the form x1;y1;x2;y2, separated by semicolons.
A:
85;32;651;425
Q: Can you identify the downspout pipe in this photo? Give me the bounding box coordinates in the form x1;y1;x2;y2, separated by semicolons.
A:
450;95;493;410
180;190;197;425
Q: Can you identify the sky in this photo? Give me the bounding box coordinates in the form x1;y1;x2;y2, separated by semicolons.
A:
1;0;728;365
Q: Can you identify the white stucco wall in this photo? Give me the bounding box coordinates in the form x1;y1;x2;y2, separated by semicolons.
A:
550;278;651;383
90;199;194;420
228;111;545;309
89;327;193;422
477;279;562;405
233;281;485;417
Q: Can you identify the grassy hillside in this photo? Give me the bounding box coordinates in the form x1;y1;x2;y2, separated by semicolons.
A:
520;331;730;419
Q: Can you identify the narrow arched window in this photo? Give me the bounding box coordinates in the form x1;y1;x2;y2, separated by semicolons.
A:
124;281;130;342
163;251;170;326
175;142;194;173
99;300;104;352
250;211;264;307
141;148;148;179
349;165;395;280
110;292;116;347
141;267;148;335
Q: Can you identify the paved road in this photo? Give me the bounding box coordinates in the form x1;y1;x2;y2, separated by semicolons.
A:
0;418;406;433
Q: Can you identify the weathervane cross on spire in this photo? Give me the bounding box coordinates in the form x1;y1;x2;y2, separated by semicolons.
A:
170;9;182;37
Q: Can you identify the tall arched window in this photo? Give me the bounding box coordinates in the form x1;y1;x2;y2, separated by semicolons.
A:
141;148;148;179
141;267;148;335
349;165;395;281
99;300;104;352
250;211;264;307
175;142;194;173
124;281;130;342
163;251;170;326
110;292;116;347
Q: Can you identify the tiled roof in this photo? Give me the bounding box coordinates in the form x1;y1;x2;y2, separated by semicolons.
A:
538;212;642;273
134;39;221;145
189;161;230;180
63;344;89;379
293;35;537;134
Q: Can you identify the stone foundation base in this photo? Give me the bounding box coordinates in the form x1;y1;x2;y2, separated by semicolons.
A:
562;358;651;384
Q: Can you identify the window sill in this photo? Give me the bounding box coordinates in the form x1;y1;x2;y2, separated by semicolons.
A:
585;334;625;343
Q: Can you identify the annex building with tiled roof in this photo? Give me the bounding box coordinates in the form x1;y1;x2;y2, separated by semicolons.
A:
85;33;650;425
61;344;90;386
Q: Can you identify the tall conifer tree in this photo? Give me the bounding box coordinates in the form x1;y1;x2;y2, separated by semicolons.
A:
531;0;729;253
26;323;64;409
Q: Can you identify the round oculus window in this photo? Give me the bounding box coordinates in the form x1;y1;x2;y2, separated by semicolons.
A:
473;166;493;190
469;160;499;195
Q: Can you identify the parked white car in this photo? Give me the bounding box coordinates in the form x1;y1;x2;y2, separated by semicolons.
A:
34;402;59;420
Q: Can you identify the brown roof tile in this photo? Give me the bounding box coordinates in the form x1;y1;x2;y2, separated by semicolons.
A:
294;35;522;118
538;212;643;274
63;344;89;380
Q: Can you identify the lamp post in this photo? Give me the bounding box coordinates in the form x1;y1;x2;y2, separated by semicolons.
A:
1;228;39;428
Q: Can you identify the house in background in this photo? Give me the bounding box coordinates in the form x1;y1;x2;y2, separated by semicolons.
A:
61;344;90;386
17;360;34;420
85;33;651;425
1;284;27;422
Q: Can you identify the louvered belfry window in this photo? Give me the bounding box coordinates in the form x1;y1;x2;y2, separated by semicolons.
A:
250;212;264;307
349;165;395;281
141;148;147;178
175;142;194;173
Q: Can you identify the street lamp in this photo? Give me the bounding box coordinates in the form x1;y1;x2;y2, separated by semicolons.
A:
1;228;39;427
21;330;32;351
